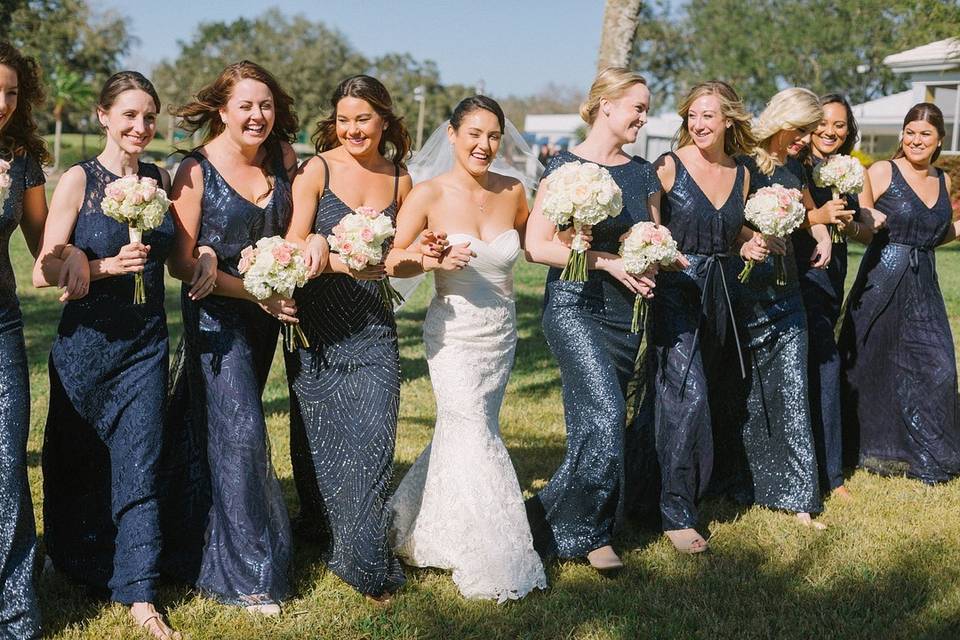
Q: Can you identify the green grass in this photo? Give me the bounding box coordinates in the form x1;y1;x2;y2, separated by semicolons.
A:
44;133;175;170
10;230;960;640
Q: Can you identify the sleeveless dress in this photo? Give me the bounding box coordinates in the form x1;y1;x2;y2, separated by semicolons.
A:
793;156;860;492
728;156;821;515
525;150;661;558
0;153;43;639
162;147;292;605
839;162;960;483
651;153;746;531
43;158;173;604
388;229;547;602
283;156;405;597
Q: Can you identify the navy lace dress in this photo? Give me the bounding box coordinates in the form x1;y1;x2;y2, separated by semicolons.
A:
728;156;821;515
43;158;173;604
0;153;43;639
525;150;660;558
283;155;405;597
793;156;860;492
650;153;746;531
162;147;292;605
839;162;960;483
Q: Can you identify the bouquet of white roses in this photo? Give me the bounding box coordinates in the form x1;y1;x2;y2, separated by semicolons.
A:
101;174;170;304
327;205;404;308
620;222;682;332
0;159;11;213
739;183;806;286
813;154;864;244
541;161;622;281
238;236;310;350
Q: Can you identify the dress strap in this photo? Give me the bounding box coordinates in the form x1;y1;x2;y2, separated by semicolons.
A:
392;164;400;205
317;155;330;191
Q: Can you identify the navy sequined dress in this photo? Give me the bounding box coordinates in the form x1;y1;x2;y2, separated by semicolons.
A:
526;150;660;558
651;152;746;531
728;156;821;514
839;162;960;483
283;155;405;597
0;153;43;639
793;156;860;492
43;158;173;604
161;146;292;605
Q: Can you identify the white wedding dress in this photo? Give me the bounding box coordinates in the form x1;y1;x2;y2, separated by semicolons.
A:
388;229;547;602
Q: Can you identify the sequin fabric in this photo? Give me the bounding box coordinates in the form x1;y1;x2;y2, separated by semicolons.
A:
724;157;821;514
388;230;547;602
161;146;292;605
42;159;172;604
526;151;661;558
839;162;960;483
283;156;405;596
794;156;858;492
649;153;746;530
0;153;42;639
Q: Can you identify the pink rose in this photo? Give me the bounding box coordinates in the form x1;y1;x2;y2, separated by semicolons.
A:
356;206;380;219
238;246;256;273
129;192;144;206
332;224;344;235
340;241;354;254
271;242;293;267
360;228;374;243
141;184;157;201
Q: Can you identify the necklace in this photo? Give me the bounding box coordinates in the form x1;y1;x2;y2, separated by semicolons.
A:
476;188;489;214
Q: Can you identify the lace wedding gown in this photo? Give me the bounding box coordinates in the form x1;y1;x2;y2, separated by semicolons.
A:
389;230;547;602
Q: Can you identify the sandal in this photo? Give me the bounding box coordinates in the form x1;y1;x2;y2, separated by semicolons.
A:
130;604;182;640
665;528;709;554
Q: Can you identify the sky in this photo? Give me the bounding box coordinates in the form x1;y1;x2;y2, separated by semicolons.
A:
92;0;605;97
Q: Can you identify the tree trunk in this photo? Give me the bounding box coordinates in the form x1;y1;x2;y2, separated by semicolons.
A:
597;0;643;71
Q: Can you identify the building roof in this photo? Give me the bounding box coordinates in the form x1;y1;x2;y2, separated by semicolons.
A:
852;90;914;129
883;38;960;73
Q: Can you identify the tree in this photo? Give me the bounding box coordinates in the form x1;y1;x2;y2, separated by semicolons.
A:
48;65;95;169
597;0;644;70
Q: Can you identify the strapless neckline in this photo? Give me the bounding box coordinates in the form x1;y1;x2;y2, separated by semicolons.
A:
446;229;519;247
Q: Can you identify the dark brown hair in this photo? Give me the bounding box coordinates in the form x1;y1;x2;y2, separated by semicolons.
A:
451;95;505;133
0;41;50;164
819;94;859;157
174;60;298;168
893;102;946;163
312;75;410;168
98;70;161;114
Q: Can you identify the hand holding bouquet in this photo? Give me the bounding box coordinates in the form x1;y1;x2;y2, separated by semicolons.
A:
238;236;310;350
101;174;170;304
327;206;404;308
812;155;864;243
541;161;622;281
739;183;806;286
620;222;682;332
0;159;11;213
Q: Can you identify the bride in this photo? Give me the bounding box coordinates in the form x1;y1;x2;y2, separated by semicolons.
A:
385;96;547;602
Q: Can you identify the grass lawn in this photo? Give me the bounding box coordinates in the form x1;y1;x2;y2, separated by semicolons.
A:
10;224;960;639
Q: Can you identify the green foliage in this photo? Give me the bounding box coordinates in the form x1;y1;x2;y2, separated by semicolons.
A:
151;10;473;152
631;0;960;110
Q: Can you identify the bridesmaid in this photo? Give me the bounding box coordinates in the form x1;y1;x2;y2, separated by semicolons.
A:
839;103;960;483
797;94;877;499
34;72;180;639
732;87;829;528
524;67;659;571
166;61;298;614
650;81;755;553
0;42;48;640
283;75;409;602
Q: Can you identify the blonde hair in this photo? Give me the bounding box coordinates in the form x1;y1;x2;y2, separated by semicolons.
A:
674;80;757;157
579;66;648;125
752;87;822;175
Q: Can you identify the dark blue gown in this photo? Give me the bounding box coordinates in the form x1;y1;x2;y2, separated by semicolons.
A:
43;158;173;604
651;153;746;531
284;155;405;597
162;147;292;605
526;150;660;558
793;156;860;492
0;153;43;639
839;162;960;483
728;156;821;515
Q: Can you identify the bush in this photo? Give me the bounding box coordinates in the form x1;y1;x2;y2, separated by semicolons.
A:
935;154;960;217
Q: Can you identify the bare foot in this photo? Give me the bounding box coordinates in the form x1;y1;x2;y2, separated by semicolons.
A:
130;602;182;640
244;603;281;616
831;485;853;501
365;592;394;607
796;512;827;530
665;528;709;553
586;545;624;571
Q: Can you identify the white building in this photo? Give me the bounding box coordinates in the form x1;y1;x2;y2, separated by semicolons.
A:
854;37;959;156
